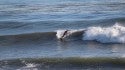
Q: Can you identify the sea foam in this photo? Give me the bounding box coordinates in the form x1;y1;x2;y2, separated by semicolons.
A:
83;23;125;43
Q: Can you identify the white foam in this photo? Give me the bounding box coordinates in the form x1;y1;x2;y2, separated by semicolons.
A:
17;63;38;70
83;23;125;43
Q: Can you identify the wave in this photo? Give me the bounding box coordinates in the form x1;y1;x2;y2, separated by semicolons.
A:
0;57;125;70
0;32;56;44
0;23;125;44
57;23;125;43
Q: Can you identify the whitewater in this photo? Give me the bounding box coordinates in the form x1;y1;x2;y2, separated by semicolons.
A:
57;23;125;43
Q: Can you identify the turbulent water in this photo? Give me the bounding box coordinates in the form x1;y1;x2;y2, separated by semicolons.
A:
1;0;125;70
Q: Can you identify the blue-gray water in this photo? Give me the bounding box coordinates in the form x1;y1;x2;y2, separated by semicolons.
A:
0;0;125;70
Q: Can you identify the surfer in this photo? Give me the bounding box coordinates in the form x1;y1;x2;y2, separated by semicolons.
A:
58;29;86;41
59;30;69;41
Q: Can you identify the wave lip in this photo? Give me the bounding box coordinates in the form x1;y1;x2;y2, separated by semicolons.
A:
83;23;125;43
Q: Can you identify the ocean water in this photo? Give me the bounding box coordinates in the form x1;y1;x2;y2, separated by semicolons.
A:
0;0;125;70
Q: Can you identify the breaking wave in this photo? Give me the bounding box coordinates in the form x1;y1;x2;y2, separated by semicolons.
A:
57;23;125;43
0;23;125;44
83;23;125;43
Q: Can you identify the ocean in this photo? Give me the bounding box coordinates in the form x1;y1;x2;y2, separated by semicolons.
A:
0;0;125;70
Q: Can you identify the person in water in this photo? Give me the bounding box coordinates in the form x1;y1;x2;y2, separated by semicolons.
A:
59;30;69;41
